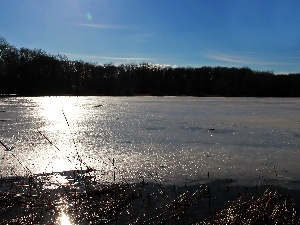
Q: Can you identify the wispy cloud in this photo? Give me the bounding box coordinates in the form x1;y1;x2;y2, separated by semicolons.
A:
204;51;294;66
62;52;153;62
76;23;136;30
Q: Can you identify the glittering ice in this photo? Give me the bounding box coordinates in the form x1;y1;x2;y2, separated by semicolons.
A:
0;96;299;189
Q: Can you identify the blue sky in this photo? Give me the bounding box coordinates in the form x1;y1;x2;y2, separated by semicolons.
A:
1;0;300;73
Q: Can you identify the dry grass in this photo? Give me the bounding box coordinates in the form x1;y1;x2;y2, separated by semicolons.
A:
0;171;299;224
199;189;299;225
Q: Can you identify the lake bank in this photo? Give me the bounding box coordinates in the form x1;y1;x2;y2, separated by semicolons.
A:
0;169;299;224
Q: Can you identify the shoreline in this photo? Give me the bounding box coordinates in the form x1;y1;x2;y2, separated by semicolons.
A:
0;170;299;224
1;94;300;98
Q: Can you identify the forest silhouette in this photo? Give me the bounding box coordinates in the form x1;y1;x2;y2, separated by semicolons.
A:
1;36;300;97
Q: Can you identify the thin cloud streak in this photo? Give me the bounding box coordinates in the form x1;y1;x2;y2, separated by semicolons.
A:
62;52;153;62
76;23;136;29
204;52;294;66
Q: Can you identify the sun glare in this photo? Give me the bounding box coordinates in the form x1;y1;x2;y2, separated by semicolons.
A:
34;97;83;173
58;211;73;225
37;97;80;124
36;96;84;135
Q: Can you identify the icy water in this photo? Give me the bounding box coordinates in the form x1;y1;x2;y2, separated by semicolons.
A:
0;96;299;189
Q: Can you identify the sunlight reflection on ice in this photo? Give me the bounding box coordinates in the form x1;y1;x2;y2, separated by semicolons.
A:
42;172;70;190
34;97;85;174
56;198;73;225
58;211;72;225
42;157;79;174
58;211;73;225
37;96;82;130
0;97;299;188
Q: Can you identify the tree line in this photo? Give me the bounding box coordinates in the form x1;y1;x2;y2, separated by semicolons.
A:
1;36;300;97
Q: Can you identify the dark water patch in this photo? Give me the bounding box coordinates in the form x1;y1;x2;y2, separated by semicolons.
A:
145;126;167;131
180;125;204;131
119;140;132;144
184;140;203;144
149;118;163;122
180;126;235;134
184;140;215;146
294;133;300;138
93;104;103;107
233;140;299;149
207;128;235;134
290;179;300;185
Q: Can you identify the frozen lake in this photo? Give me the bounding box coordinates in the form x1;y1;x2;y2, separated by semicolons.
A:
0;96;299;189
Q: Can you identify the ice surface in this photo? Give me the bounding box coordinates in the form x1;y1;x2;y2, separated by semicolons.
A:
0;96;299;189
